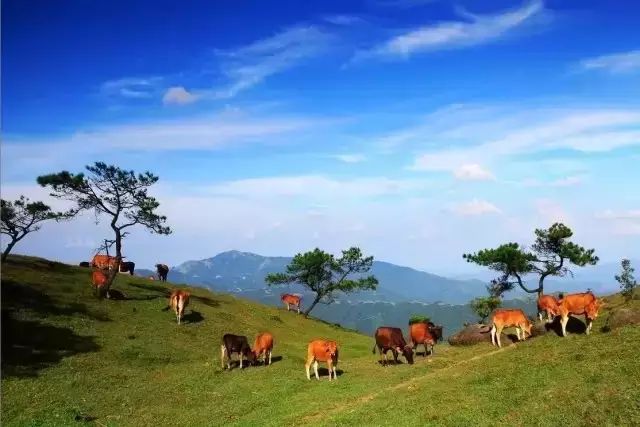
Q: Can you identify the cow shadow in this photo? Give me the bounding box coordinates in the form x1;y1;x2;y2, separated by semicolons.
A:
126;282;171;298
1;310;100;378
545;316;587;336
253;355;283;366
182;310;204;324
191;295;222;308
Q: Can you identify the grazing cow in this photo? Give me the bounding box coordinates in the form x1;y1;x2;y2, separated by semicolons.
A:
409;322;436;357
119;261;135;275
305;339;339;381
169;290;190;325
557;292;603;336
537;294;560;323
252;332;274;366
490;309;533;348
79;261;91;268
92;254;119;270
372;327;414;366
156;264;169;282
221;334;255;370
281;293;301;314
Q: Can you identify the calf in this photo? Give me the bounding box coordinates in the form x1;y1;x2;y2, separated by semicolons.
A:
281;293;301;314
557;292;603;336
373;326;414;366
305;339;339;381
252;332;274;366
91;270;108;295
156;264;169;282
409;322;436;357
221;334;255;370
490;309;533;348
537;294;560;323
169;290;190;325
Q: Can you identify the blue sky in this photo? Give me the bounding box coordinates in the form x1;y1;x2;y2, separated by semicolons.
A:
2;0;640;275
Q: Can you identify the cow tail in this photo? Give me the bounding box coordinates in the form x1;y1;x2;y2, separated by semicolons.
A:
371;343;377;354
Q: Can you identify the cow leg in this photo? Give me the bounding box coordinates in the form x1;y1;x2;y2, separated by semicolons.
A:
239;353;244;369
221;345;227;369
515;327;521;341
268;350;272;366
490;325;496;346
313;361;320;380
496;326;503;348
381;349;387;366
286;303;290;311
585;316;591;335
538;311;543;322
305;359;312;380
561;315;569;337
327;360;333;381
297;304;300;314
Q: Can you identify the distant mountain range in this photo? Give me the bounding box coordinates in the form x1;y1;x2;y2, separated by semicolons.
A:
134;250;625;336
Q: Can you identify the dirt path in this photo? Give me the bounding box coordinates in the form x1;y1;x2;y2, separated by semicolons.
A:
299;345;514;424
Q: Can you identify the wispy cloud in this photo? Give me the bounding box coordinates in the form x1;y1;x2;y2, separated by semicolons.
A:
322;15;365;26
580;50;640;74
162;86;199;105
353;0;545;62
453;164;495;181
213;25;333;99
452;199;501;216
101;77;163;99
373;0;435;8
522;175;585;187
333;153;367;163
407;107;640;172
595;209;640;235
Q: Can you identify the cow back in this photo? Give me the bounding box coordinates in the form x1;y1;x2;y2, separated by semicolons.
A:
559;292;596;315
254;332;274;352
375;326;407;349
308;339;338;362
409;323;434;344
492;309;529;327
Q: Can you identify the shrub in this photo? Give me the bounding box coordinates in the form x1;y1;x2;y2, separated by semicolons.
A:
408;315;431;325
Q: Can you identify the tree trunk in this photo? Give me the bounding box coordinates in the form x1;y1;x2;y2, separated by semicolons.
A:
303;294;322;317
1;239;16;262
104;229;122;296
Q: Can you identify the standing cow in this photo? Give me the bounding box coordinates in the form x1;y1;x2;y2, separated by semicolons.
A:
91;270;108;296
373;326;414;366
537;294;560;323
409;322;436;357
156;264;169;282
169;289;190;325
305;339;339;381
557;291;603;336
92;254;119;270
119;261;135;276
490;309;533;348
281;293;301;314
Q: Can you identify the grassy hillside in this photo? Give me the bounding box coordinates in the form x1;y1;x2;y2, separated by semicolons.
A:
2;256;639;426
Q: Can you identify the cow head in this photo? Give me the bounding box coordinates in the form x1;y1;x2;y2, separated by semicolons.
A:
586;299;603;320
401;344;414;364
523;320;533;337
325;341;338;358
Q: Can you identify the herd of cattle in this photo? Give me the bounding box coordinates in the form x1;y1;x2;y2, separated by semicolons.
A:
84;256;604;380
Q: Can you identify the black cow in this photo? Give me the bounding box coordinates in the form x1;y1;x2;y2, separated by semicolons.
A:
119;261;135;275
372;326;414;366
427;322;444;342
221;334;255;370
156;264;169;282
79;261;91;268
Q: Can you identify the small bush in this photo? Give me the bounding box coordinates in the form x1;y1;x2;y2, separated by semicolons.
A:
408;315;431;325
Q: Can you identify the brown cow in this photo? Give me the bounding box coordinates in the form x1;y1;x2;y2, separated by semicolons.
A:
169;290;190;325
92;254;119;270
557;292;603;336
490;309;533;348
91;270;108;294
409;322;436;357
537;294;560;323
252;332;274;366
156;264;169;282
373;326;414;365
119;261;135;275
305;339;339;381
281;293;301;314
221;334;255;370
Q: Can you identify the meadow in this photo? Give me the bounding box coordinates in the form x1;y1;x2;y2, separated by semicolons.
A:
2;255;639;426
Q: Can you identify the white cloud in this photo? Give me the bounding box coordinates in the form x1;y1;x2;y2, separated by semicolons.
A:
550;175;584;187
354;0;544;61
596;209;640;236
452;199;501;216
162;86;199;105
101;77;162;99
580;50;640;74
453;164;495;181
323;15;364;26
534;199;568;224
333;153;367;163
213;26;333;99
596;209;640;220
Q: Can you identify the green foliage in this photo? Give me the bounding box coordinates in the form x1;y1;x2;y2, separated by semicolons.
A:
469;296;501;323
1;196;72;261
38;162;171;292
408;315;431;325
463;223;598;295
616;259;637;300
265;247;378;316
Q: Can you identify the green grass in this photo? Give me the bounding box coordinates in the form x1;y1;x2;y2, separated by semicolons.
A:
2;255;639;426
